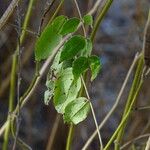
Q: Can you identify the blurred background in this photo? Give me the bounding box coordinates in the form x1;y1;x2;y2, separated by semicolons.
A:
0;0;150;149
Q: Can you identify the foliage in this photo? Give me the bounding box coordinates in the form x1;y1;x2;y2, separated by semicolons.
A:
35;15;102;124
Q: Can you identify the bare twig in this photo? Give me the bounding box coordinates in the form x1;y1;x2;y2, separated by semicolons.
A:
46;115;61;150
145;136;150;150
12;4;22;149
38;0;56;34
73;0;86;37
88;0;104;15
120;133;150;149
82;52;141;150
81;76;103;150
0;0;20;30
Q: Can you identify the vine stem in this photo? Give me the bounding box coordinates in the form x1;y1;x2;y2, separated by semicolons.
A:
103;79;143;150
2;55;17;150
120;133;150;149
104;53;144;149
81;52;141;150
81;76;103;149
114;11;149;149
90;0;113;42
66;124;74;150
2;0;35;149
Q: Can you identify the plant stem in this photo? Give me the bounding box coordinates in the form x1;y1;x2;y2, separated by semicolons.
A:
103;78;143;150
81;52;140;150
2;0;34;149
48;0;65;25
66;124;74;150
2;55;17;150
120;133;150;149
90;0;113;42
81;76;103;149
114;54;144;149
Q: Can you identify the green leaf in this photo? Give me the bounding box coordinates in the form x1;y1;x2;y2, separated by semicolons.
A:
60;35;86;61
53;68;74;113
81;38;92;56
35;16;67;61
83;15;93;26
51;50;63;75
73;57;89;80
60;18;80;35
59;77;81;113
89;55;102;81
51;15;68;33
63;97;90;124
44;90;53;105
46;80;55;90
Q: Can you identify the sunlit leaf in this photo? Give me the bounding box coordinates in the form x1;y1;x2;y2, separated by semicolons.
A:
51;50;63;75
53;68;74;113
59;77;81;113
60;35;86;61
63;97;90;124
44;90;53;105
60;17;80;35
46;80;55;90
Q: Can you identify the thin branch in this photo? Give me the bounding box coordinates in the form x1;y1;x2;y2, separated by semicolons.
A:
145;136;150;150
38;0;56;34
103;80;143;150
82;52;141;150
73;0;86;37
46;115;61;150
88;0;104;15
12;4;22;149
90;0;113;42
0;0;20;30
81;76;103;150
120;133;150;149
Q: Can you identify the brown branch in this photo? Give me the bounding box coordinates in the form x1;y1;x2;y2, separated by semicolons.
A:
0;0;20;30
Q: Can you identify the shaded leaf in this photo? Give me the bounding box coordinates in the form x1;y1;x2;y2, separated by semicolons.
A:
51;15;68;33
35;16;67;61
73;57;89;80
89;55;102;81
63;97;90;124
60;35;86;61
60;17;80;35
